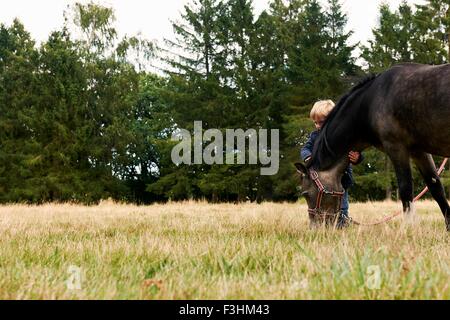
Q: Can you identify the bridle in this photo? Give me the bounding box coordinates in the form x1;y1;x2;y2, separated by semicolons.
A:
307;168;345;220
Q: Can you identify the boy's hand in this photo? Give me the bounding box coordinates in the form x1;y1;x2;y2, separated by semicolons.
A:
348;151;361;164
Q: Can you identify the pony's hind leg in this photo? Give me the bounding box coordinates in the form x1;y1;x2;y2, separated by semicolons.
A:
413;153;450;231
385;146;415;222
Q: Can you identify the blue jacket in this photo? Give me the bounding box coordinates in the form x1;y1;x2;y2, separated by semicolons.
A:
300;131;363;189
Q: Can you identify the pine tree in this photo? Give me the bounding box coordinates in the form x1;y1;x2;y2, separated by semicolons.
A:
362;1;449;70
287;0;331;101
324;0;357;93
411;0;450;63
163;0;228;129
0;20;39;202
361;3;407;72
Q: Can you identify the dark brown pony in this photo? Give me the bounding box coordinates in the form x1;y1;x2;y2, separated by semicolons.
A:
296;63;450;231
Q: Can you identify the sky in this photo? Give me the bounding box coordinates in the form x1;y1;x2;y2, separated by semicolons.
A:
0;0;426;48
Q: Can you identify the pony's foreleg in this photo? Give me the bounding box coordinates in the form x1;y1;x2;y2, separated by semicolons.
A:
413;153;450;231
386;149;415;221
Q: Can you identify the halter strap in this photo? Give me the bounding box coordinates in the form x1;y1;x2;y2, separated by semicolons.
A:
308;169;345;218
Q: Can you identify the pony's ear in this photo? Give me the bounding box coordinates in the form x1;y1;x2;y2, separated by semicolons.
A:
294;162;308;175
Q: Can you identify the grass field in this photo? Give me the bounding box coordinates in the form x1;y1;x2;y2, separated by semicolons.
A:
0;200;449;300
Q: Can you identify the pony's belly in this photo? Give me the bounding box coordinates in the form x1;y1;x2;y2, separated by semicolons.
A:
421;147;450;158
412;140;450;158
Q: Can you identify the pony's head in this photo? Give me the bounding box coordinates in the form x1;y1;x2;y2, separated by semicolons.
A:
295;157;349;228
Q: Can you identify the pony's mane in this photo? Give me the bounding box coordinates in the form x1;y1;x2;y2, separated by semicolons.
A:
322;74;379;128
309;74;379;169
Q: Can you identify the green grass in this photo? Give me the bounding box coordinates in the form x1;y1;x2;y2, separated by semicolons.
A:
0;200;448;299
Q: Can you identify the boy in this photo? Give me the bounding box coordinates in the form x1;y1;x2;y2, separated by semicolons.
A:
300;100;363;227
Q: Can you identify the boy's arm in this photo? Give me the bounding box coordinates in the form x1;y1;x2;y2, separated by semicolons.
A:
300;134;315;162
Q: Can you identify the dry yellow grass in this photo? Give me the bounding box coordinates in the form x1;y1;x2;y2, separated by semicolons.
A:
0;200;448;299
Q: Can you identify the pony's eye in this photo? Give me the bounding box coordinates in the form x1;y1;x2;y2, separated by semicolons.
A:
301;191;309;197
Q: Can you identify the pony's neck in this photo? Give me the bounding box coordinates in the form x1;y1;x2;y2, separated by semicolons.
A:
311;75;379;171
315;98;368;170
327;112;359;158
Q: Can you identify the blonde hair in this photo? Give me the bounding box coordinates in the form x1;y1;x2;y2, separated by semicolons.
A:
310;100;335;120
